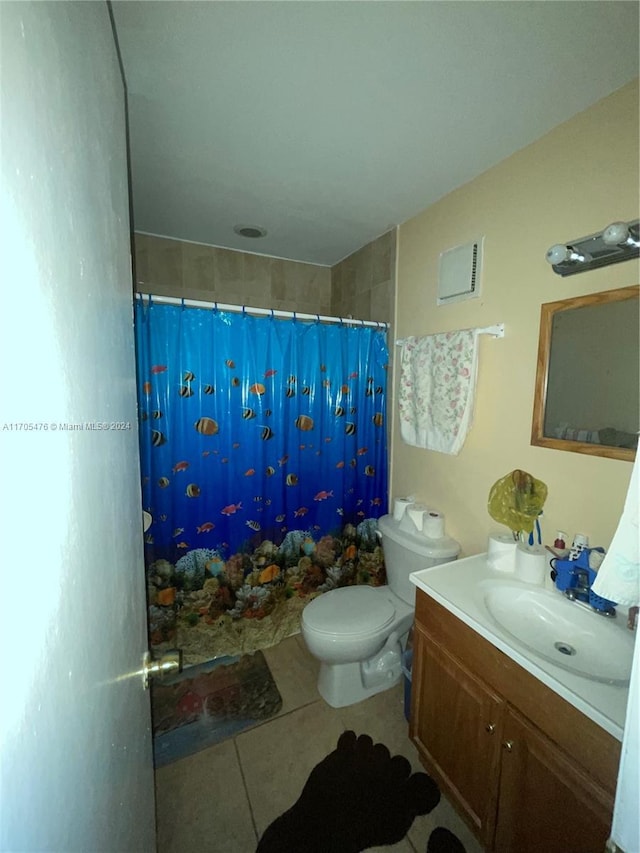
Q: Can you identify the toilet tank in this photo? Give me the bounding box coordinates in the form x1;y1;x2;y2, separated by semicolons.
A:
377;514;460;606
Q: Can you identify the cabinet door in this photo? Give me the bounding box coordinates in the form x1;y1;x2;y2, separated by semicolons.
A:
411;625;504;845
494;707;613;853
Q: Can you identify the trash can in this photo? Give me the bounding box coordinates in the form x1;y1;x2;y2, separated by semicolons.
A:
402;648;413;722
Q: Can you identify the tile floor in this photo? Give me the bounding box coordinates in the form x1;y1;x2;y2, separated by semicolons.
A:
155;634;485;853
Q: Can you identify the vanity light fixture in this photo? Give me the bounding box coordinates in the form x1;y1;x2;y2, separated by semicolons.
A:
546;219;640;277
602;221;640;249
545;244;588;266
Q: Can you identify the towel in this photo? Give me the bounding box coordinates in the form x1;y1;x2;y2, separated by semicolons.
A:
591;453;639;606
398;329;478;455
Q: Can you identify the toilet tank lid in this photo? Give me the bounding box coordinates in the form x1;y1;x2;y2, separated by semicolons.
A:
377;514;460;559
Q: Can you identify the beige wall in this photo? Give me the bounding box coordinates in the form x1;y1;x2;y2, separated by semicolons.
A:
133;234;332;316
331;228;397;323
393;80;639;557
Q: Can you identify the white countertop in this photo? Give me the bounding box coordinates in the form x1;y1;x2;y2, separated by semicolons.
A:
410;552;635;741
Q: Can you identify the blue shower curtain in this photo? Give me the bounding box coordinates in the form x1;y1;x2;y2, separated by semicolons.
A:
136;299;389;659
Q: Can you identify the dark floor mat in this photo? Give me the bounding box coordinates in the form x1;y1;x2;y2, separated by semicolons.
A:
152;651;282;767
257;730;461;853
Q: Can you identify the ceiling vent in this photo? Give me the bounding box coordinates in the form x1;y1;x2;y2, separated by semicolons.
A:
437;238;483;306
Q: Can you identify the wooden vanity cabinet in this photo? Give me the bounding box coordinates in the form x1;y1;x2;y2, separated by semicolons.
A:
410;590;620;853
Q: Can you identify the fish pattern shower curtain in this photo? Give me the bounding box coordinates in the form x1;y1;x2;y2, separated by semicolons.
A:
135;299;389;662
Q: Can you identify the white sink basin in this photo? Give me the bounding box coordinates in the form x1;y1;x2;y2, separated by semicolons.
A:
481;581;634;686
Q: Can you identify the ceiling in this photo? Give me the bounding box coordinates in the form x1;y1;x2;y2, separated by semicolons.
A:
111;1;639;267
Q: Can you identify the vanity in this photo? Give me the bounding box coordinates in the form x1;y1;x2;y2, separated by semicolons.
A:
409;554;634;853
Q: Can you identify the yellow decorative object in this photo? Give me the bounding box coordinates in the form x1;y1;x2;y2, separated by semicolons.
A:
488;469;547;534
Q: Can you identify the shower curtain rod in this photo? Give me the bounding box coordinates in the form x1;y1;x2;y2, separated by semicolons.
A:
395;323;505;345
137;293;389;330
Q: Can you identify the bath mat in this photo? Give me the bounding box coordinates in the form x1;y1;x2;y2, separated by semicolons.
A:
257;730;466;853
151;651;282;768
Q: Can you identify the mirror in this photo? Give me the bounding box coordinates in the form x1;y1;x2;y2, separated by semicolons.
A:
531;285;639;461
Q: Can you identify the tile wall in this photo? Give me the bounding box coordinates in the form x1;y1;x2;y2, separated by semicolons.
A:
133;234;332;317
132;228;396;325
330;228;396;324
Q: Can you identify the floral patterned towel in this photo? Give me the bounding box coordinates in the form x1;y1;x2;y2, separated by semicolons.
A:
398;329;478;455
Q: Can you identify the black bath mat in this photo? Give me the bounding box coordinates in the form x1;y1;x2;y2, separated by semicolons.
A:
152;651;282;767
257;730;466;853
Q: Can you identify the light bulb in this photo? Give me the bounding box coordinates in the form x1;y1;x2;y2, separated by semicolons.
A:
603;221;630;246
603;221;640;248
545;244;585;265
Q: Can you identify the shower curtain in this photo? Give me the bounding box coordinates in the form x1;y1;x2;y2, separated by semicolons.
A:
135;299;389;663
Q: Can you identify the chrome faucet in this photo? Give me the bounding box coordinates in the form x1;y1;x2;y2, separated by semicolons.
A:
563;569;616;618
564;569;590;602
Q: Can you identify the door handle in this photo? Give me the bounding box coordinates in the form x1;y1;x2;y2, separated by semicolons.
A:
141;649;182;689
502;740;514;752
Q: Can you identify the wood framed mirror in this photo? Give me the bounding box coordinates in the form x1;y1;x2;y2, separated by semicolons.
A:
531;284;639;461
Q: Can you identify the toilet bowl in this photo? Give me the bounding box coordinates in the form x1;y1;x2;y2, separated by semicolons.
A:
301;513;460;708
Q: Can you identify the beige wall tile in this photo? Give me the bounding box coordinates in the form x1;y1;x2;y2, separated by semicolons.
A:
214;247;244;292
354;245;373;295
372;229;395;286
133;232;151;289
353;289;372;321
144;235;184;293
182;240;216;295
270;259;286;302
370;280;393;324
243;253;272;306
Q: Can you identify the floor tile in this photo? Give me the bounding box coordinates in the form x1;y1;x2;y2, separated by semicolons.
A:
236;700;345;839
409;794;485;853
338;682;424;770
155;644;486;853
262;633;320;714
155;737;257;853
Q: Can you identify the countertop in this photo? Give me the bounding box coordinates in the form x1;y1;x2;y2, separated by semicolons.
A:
410;552;635;741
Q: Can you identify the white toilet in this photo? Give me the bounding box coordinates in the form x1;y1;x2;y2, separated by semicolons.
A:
301;513;460;707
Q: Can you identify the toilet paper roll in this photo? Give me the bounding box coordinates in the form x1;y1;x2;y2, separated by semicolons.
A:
423;510;445;539
514;542;547;585
406;503;428;531
393;497;415;522
487;533;517;573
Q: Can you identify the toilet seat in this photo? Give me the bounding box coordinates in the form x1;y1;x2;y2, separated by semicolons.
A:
302;586;395;636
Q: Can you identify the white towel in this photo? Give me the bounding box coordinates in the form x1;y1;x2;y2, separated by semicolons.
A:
591;454;639;606
398;329;479;455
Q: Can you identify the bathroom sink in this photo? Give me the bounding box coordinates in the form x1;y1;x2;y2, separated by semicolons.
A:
481;581;635;685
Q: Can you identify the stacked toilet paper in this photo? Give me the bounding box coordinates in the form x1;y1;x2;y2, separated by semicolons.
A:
487;533;517;573
393;497;415;521
514;542;547;585
423;511;445;539
394;498;448;540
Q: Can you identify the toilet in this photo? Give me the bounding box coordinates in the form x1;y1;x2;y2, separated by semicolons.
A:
301;513;460;707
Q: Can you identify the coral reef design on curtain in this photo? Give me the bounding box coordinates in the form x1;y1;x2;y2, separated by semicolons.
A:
136;300;389;662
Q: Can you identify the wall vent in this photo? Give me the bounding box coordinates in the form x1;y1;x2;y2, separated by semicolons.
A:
437;238;483;305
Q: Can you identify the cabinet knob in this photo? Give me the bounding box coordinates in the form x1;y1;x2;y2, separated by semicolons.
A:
485;723;496;734
502;740;514;752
